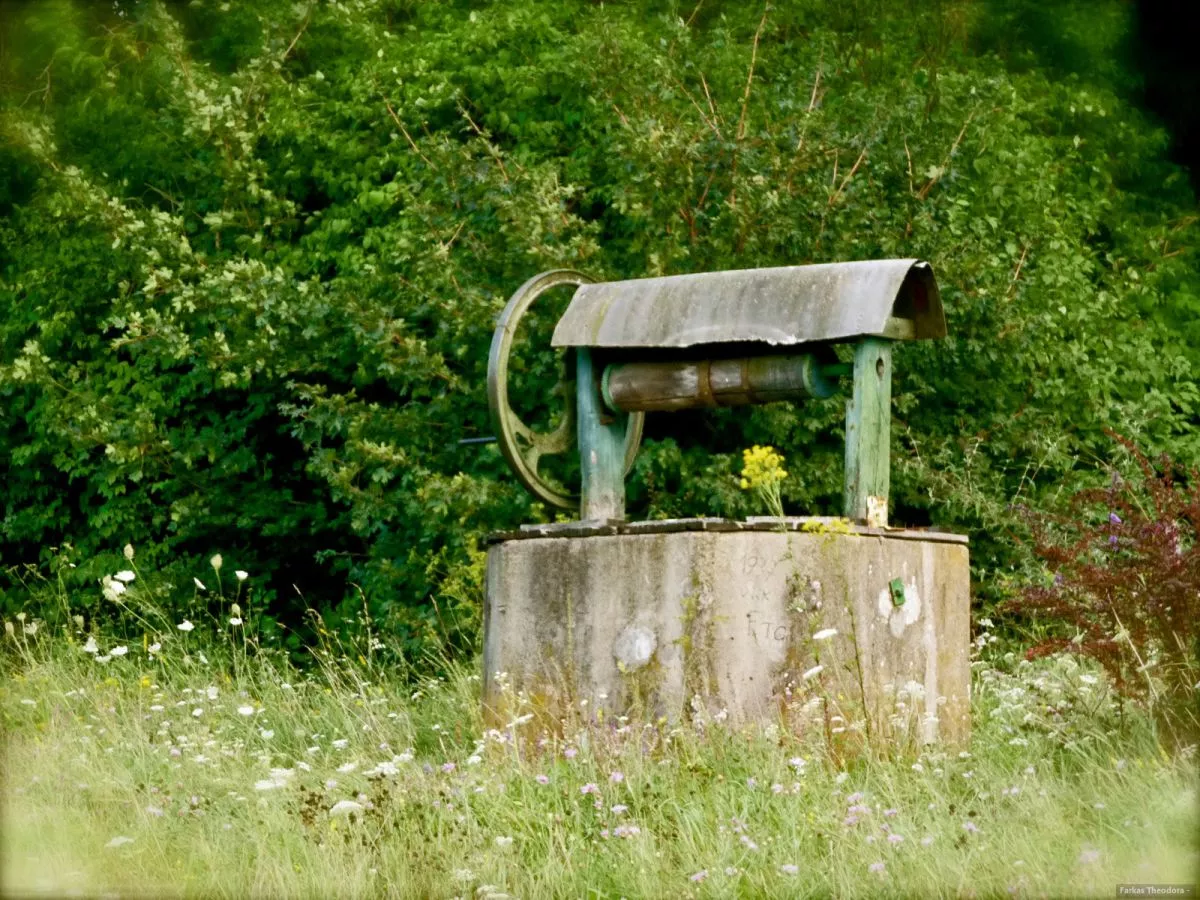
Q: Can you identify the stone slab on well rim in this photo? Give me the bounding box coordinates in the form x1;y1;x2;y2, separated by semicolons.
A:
486;517;968;546
483;528;970;748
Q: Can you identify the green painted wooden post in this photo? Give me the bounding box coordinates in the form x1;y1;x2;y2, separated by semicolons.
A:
576;348;627;520
843;338;893;526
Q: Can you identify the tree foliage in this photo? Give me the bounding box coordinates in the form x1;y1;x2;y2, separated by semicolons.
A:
2;0;1197;653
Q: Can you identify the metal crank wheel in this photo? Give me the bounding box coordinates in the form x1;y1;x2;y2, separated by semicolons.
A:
487;269;644;510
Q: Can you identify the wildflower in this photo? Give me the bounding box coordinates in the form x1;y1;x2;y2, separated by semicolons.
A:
725;867;739;876
564;747;578;759
192;708;203;718
210;554;223;572
114;570;136;584
779;864;800;876
110;646;128;657
145;805;164;817
467;755;482;766
847;792;864;804
332;739;349;750
869;861;886;875
609;771;625;784
690;870;708;883
235;570;249;582
329;800;364;817
1109;512;1122;525
613;824;641;838
441;762;456;774
494;835;514;848
888;834;904;845
260;729;274;740
124;544;135;561
4;621;15;639
148;642;161;653
884;808;898;817
802;665;825;680
177;620;194;632
368;761;399;777
237;705;255;717
739;834;759;851
229;617;243;626
396;750;414;763
813;628;838;641
535;774;550;785
337;762;357;774
581;783;599;795
1079;848;1101;865
611;804;629;814
83;636;99;654
193;578;206;591
106;836;134;848
921;835;935;847
963;821;979;834
772;783;784;794
789;757;807;771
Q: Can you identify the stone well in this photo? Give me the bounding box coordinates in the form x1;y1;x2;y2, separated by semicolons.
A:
483;518;970;747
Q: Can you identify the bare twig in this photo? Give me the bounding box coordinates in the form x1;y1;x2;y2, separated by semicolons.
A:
459;104;511;182
903;137;915;196
1006;243;1029;298
828;146;867;207
379;87;434;168
685;0;705;27
917;107;978;201
699;72;721;127
281;12;311;61
736;7;768;142
670;74;722;140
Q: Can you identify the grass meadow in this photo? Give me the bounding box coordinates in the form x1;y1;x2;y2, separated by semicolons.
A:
1;570;1197;899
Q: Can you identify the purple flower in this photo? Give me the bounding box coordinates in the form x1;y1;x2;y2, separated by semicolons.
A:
581;783;599;795
441;762;456;774
609;771;625;784
689;870;708;883
869;861;886;874
847;792;865;804
1109;534;1119;547
883;808;898;817
535;774;550;785
611;804;628;815
563;747;578;759
888;833;904;844
1109;512;1122;525
746;777;757;789
963;821;979;834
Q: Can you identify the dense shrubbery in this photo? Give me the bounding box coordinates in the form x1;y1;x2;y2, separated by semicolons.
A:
1007;437;1199;746
1;0;1198;652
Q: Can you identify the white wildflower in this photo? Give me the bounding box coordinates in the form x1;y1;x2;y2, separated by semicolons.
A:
813;628;838;641
210;554;223;572
110;646;128;657
235;570;249;582
193;578;206;591
237;706;255;716
329;800;364;817
114;571;136;584
148;642;161;654
83;636;99;654
802;664;825;680
177;620;194;632
494;835;514;848
105;836;134;848
337;762;358;774
123;543;135;561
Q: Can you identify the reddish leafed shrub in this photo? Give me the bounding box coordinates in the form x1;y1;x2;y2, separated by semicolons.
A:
1004;436;1200;748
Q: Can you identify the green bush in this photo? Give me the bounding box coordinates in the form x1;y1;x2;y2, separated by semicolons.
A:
2;0;1198;651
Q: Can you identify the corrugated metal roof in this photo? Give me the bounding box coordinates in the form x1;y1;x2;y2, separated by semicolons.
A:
551;259;945;349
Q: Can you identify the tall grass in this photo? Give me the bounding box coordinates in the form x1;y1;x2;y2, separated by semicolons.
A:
2;590;1197;898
